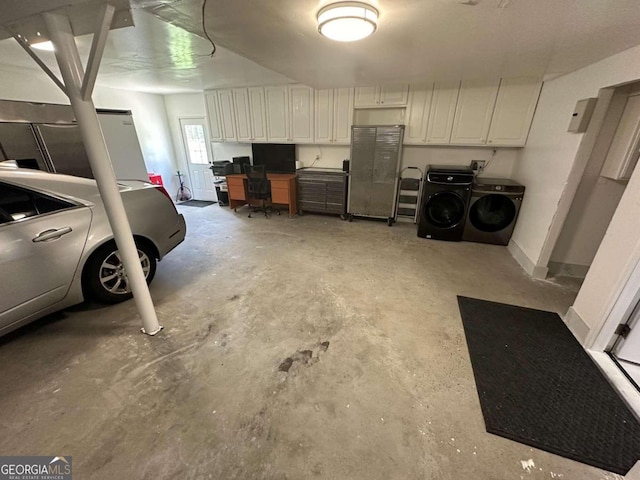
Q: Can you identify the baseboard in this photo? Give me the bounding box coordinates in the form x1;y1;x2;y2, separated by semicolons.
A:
548;261;590;279
507;240;548;279
564;306;591;344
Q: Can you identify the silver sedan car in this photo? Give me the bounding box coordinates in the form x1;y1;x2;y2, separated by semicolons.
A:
0;166;186;336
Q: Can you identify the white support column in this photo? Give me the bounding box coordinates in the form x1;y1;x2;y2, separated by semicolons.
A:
43;11;162;335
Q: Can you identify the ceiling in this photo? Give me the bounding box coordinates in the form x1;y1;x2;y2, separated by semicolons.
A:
1;0;640;94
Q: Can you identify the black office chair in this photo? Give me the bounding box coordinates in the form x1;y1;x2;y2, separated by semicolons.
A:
244;164;279;218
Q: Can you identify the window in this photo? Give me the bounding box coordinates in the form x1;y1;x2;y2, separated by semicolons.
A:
0;183;75;224
183;124;209;165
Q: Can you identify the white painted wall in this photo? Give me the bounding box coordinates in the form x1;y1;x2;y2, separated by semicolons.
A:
163;93;209;192
511;43;640;273
0;65;178;193
198;142;517;176
573;156;640;338
506;43;640;343
401;146;516;178
549;88;629;270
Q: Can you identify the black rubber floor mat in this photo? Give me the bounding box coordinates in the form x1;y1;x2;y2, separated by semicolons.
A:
179;200;216;207
457;296;640;475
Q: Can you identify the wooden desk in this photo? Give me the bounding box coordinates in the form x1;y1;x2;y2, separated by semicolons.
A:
226;173;298;217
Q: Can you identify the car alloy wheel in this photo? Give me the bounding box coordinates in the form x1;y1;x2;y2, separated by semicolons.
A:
99;249;151;295
83;240;157;304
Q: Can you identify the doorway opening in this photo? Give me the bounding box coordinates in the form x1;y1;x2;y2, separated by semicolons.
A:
179;117;216;202
546;82;640;288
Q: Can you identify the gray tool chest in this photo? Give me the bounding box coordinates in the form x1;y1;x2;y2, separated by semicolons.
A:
297;167;347;217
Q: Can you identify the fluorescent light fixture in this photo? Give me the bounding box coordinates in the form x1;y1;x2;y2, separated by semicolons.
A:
32;41;54;51
317;1;378;42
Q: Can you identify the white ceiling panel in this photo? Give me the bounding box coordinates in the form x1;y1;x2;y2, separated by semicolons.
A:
1;0;640;93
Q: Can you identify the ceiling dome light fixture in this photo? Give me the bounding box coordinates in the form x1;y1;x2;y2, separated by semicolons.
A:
317;1;379;42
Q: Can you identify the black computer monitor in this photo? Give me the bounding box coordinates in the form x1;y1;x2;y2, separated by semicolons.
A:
232;156;251;174
251;143;296;173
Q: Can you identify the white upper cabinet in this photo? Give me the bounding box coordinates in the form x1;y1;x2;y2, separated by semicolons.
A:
426;81;460;144
487;77;542;146
207;78;541;147
248;87;268;142
601;94;640;181
332;87;354;144
314;87;354;144
232;87;268;143
354;85;409;107
379;85;409;106
405;83;434;144
354;86;379;108
265;85;290;143
289;85;314;143
314;89;333;144
232;88;252;143
217;89;238;142
204;91;223;142
450;78;500;145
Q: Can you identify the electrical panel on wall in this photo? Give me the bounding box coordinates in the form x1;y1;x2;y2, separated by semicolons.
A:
568;98;597;133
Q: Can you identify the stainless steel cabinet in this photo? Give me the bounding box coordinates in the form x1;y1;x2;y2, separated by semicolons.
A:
348;125;404;221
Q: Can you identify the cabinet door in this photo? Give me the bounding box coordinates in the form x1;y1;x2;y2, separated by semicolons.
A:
204;91;223;142
354;86;379;107
602;94;640;181
289;85;314;143
315;89;333;144
248;87;267;142
217;89;237;142
333;87;354;144
265;85;290;142
379;84;409;106
405;83;434;144
232;88;252;143
450;78;500;145
487;77;542;146
426;81;460;144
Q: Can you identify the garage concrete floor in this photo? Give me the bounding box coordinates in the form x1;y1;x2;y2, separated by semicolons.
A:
0;205;618;480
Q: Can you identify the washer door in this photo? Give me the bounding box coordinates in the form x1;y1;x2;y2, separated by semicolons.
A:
424;191;466;229
469;194;516;232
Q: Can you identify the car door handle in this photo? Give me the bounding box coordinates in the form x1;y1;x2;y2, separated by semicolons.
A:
32;227;73;243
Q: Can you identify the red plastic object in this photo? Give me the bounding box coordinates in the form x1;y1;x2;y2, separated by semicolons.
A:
148;172;163;186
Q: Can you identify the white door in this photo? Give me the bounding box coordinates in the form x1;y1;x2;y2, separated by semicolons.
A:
405;83;434;144
427;81;460;144
614;300;640;364
333;87;354;145
487;76;542;147
315;89;333;144
354;86;379;107
217;89;237;142
450;78;500;145
180;118;216;201
289;85;314;143
265;85;290;142
379;84;409;106
248;87;268;142
233;88;252;143
205;91;223;142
